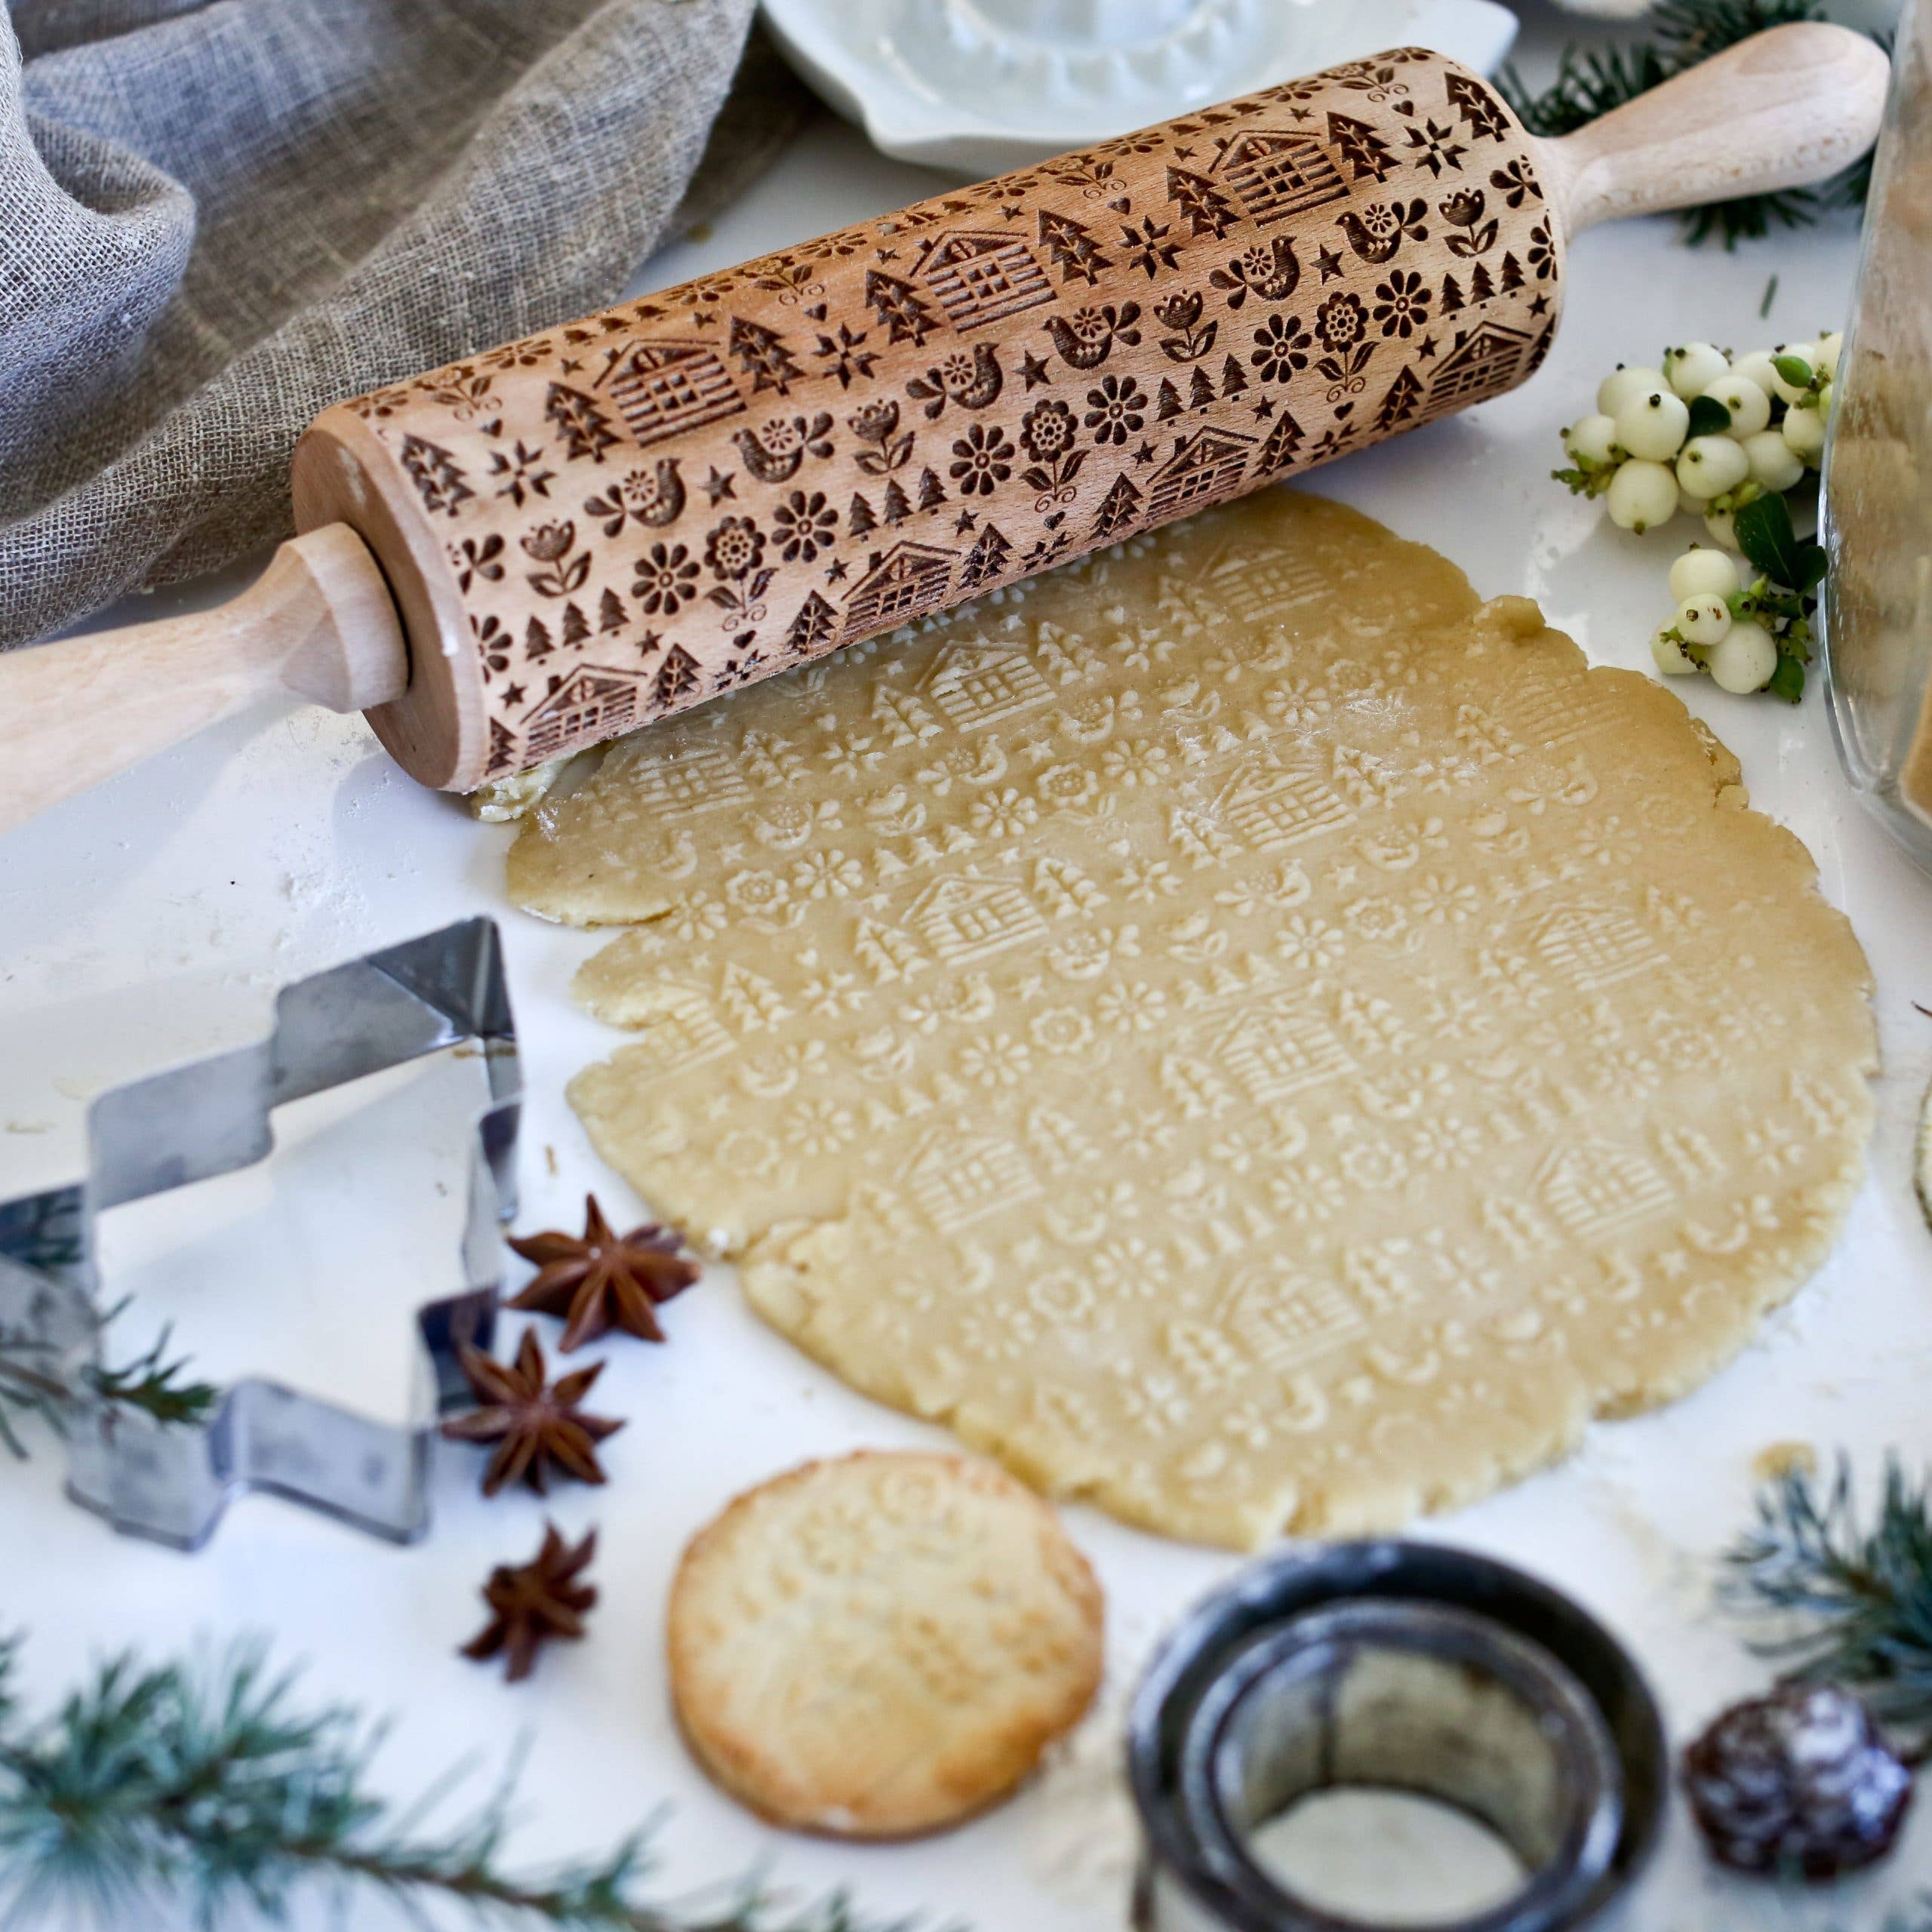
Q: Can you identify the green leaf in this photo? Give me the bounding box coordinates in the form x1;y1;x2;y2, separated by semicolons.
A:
1687;393;1731;438
1773;352;1817;390
1766;654;1806;703
1732;490;1826;592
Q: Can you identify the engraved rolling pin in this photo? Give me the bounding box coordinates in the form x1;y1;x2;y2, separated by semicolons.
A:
0;25;1887;832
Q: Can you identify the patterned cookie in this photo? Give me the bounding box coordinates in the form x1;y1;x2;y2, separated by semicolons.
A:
666;1452;1104;1837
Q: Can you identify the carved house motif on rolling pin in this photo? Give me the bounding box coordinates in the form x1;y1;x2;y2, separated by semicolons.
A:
921;638;1052;731
604;340;743;447
1209;129;1348;224
912;230;1054;331
843;542;955;634
902;1127;1041;1234
520;667;639;761
1427;322;1534;408
1148;426;1258;517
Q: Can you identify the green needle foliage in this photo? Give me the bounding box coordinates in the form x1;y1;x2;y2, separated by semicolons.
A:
1500;0;1877;248
0;1636;917;1932
0;1309;219;1457
1723;1455;1932;1755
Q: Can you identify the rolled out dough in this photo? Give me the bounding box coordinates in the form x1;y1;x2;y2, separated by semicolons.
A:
509;491;1875;1547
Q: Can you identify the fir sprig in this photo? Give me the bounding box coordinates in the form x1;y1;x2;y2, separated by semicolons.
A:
0;1635;920;1932
1499;0;1873;248
1722;1455;1932;1755
0;1308;220;1458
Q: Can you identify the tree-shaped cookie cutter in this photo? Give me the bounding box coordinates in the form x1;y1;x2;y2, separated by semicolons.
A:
0;918;518;1550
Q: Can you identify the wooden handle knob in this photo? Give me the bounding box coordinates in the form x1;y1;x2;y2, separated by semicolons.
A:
1537;22;1889;236
0;527;405;837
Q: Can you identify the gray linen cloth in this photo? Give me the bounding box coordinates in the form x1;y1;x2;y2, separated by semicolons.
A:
0;0;807;649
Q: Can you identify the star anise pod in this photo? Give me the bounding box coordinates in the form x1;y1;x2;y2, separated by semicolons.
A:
506;1193;699;1352
461;1523;598;1682
440;1330;623;1497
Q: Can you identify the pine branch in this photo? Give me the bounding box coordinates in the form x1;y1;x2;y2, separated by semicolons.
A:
1722;1454;1932;1753
0;1638;926;1932
1498;0;1872;249
0;1309;218;1459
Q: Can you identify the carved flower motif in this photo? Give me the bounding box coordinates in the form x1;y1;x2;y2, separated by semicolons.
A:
1491;156;1541;208
1020;398;1077;463
632;542;697;614
1371;270;1430;340
521;521;574;562
1316;291;1367;352
848;400;900;443
1153;290;1204;332
1439;189;1486;229
1251;313;1312;383
949;423;1015;495
1083;374;1146;445
1029;1007;1096;1055
704;515;766;582
772;489;836;562
1034;761;1099;810
1526;220;1557;279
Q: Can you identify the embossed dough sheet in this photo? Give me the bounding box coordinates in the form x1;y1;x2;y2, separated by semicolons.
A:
509;491;1876;1548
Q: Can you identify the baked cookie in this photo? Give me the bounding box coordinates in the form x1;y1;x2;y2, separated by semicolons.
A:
667;1451;1103;1837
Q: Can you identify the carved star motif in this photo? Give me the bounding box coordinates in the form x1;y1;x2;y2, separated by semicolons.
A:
558;358;581;375
954;508;978;534
1000;204;1023;222
875;246;899;261
1252;397;1274;420
1020;350;1051;390
1134;440;1157;465
1529;292;1549;317
693;310;718;329
1290;105;1313;122
1317;245;1344;282
703;467;736;503
1416;334;1439;360
1175;144;1196;162
501;683;525;707
825;557;850;583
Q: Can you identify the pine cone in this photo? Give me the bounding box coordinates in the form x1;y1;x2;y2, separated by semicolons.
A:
1683;1685;1913;1879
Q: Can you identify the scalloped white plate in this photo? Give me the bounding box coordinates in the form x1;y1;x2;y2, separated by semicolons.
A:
760;0;1520;177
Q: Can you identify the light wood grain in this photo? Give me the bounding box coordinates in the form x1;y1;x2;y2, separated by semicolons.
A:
0;526;403;836
1538;22;1889;236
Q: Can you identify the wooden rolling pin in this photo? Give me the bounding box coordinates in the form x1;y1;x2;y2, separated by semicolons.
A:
0;25;1887;831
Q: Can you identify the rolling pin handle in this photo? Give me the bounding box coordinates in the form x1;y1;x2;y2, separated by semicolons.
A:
0;524;406;838
1538;22;1890;237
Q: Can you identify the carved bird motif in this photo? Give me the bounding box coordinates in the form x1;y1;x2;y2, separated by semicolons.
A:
733;427;805;484
1244;235;1302;300
1335;210;1402;264
1040;306;1141;372
731;412;835;485
631;459;684;526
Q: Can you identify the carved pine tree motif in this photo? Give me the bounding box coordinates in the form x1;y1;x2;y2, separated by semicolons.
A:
339;48;1555;779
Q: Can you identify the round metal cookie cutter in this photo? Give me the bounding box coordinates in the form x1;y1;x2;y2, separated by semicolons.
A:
1128;1543;1666;1932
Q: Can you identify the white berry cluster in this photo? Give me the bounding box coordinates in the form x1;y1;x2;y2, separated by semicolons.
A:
1649;547;1781;693
1558;333;1840;543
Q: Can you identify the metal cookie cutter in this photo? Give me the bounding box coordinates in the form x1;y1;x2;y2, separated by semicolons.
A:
0;918;518;1550
1130;1542;1666;1932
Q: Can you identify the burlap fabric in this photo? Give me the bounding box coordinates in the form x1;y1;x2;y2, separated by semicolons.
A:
0;0;806;648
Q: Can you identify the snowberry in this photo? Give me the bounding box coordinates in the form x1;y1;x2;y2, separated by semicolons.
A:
1653;626;1700;676
1709;619;1778;694
1769;344;1820;405
1729;349;1784;396
1782;405;1826;461
1701;374;1771;437
1664;342;1730;399
1814;330;1843;379
1564;413;1621;467
1704;507;1739;549
1615;389;1690;461
1606;459;1681;533
1669;549;1740;601
1818;379;1834;418
1675;434;1750;500
1677;595;1733;645
1598;365;1667;419
1742;426;1804;493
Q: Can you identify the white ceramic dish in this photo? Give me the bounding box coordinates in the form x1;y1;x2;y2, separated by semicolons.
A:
760;0;1521;176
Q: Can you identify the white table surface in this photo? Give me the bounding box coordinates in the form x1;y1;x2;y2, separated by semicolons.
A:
5;11;1932;1929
